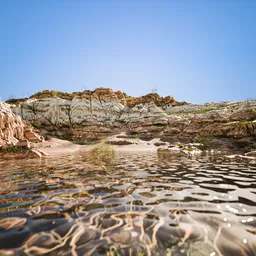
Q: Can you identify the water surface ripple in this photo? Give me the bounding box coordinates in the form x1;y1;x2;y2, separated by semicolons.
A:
0;152;256;255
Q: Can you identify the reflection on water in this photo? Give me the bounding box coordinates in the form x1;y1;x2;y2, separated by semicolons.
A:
0;151;256;255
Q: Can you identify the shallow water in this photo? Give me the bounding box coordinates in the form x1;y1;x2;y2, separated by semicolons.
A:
0;151;256;256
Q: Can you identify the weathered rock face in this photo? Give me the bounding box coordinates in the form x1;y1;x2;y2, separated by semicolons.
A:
0;102;43;150
8;88;174;141
7;88;256;151
9;88;178;125
0;102;24;147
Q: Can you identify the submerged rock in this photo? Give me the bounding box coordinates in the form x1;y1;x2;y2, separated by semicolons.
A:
225;154;256;161
225;149;256;162
105;140;134;145
158;143;202;156
154;142;166;147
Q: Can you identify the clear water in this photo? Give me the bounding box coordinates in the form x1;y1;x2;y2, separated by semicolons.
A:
0;151;255;256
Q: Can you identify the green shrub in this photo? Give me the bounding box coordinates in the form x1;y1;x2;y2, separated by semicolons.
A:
152;123;168;127
51;91;58;98
197;108;215;114
90;144;115;154
3;146;26;153
195;134;213;149
186;146;196;152
88;144;116;167
230;120;252;126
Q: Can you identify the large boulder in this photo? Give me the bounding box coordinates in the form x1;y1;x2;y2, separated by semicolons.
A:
0;101;43;152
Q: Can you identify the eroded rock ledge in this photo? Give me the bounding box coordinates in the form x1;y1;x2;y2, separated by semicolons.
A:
5;88;256;152
0;102;43;158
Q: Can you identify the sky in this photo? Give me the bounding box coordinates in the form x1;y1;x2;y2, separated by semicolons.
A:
0;0;255;103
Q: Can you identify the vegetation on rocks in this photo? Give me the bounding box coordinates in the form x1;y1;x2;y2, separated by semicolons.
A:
2;146;26;153
195;134;214;149
197;108;215;114
229;120;252;126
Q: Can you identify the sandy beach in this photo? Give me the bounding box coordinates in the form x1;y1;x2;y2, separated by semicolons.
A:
31;133;161;157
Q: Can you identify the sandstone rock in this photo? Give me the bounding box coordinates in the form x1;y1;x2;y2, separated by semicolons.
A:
225;154;256;161
105;140;134;145
245;151;256;157
24;131;42;142
1;142;17;151
16;140;31;149
30;149;43;158
0;101;43;154
158;146;182;155
154;142;166;146
36;149;49;156
158;143;202;156
0;102;25;147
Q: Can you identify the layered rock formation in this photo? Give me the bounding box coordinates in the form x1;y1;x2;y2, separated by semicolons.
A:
0;102;43;151
6;88;256;151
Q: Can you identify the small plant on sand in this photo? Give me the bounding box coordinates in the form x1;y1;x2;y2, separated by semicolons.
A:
134;133;141;139
89;144;116;166
186;146;196;152
176;142;184;148
90;144;115;154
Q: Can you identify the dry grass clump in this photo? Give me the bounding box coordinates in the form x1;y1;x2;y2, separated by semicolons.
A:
88;144;116;167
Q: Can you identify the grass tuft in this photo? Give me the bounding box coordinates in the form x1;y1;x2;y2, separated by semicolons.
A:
2;146;26;153
90;144;115;154
230;120;252;126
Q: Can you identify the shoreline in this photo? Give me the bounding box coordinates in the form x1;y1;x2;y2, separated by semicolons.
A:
1;133;255;163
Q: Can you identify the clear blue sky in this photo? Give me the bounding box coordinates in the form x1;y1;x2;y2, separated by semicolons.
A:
0;0;255;103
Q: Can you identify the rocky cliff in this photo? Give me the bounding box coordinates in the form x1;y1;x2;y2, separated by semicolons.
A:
6;88;256;151
0;102;43;151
